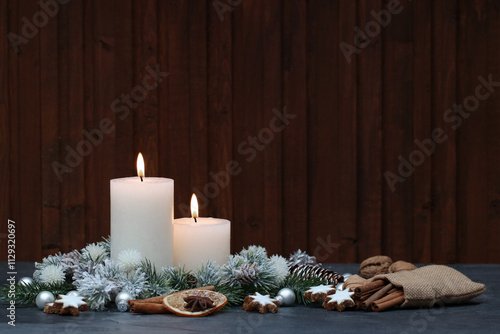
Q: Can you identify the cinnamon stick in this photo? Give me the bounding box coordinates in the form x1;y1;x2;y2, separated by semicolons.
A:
372;290;404;312
362;283;393;310
130;302;170;314
354;280;386;296
129;285;215;305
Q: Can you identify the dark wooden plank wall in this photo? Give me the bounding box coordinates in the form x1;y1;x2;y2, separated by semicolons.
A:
1;0;499;263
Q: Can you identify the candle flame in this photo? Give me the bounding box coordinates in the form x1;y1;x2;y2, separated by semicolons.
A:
137;153;145;179
190;193;198;219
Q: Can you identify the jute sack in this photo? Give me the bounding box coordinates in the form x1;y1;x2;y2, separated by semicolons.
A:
369;265;485;308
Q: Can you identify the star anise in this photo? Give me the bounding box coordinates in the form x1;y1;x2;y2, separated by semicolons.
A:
183;295;215;312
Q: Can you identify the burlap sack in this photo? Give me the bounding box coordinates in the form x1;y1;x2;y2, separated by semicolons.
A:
369;265;486;308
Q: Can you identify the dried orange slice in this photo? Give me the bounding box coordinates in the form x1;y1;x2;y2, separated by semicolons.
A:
163;289;228;317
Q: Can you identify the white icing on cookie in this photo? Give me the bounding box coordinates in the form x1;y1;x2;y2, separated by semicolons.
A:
326;289;354;304
249;292;278;306
305;284;336;295
54;295;87;309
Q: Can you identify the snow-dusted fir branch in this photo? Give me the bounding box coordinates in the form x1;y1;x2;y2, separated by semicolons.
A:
1;235;331;311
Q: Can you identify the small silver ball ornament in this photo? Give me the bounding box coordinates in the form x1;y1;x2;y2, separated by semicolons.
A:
275;288;296;306
336;282;344;291
67;290;81;297
342;273;352;280
36;291;55;309
115;291;133;312
18;277;34;286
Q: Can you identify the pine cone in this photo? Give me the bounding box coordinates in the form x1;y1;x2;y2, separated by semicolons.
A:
186;274;198;289
290;264;343;285
287;250;319;268
233;263;259;285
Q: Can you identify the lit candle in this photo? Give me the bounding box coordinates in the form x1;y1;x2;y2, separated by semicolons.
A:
173;194;231;271
110;153;174;269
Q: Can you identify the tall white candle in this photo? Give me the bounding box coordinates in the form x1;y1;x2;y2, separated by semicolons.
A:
173;194;230;271
110;153;174;269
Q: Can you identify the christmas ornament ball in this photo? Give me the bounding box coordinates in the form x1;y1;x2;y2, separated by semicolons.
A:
276;288;296;306
115;292;133;312
342;273;352;280
36;291;55;309
18;277;34;286
67;290;81;297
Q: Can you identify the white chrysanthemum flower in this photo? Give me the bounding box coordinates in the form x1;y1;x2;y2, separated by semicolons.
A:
269;255;289;285
85;243;107;262
117;249;143;273
39;264;65;285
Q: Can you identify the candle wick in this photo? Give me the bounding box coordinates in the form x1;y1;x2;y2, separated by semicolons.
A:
194;217;197;223
140;176;143;182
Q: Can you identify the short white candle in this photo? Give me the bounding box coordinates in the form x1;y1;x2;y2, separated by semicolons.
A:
173;194;230;271
110;153;174;269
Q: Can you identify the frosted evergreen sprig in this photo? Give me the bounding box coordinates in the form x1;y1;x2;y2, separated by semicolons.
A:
163;265;193;291
77;271;121;310
0;280;73;305
239;245;269;265
81;243;107;264
140;259;172;297
38;264;65;285
76;260;124;310
33;253;63;281
269;255;289;285
119;268;150;299
0;237;327;309
220;247;280;295
97;236;111;254
194;260;221;287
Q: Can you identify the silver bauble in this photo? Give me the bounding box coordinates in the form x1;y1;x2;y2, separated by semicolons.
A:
18;277;34;286
275;288;296;306
67;290;81;297
342;273;352;280
36;291;55;309
336;282;344;291
115;292;133;312
116;300;129;312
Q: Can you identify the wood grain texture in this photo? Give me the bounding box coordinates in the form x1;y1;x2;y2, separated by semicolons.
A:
457;0;489;263
307;0;339;262
411;0;433;263
1;0;499;263
113;0;133;179
356;0;383;261
188;0;209;219
17;0;42;260
337;0;358;263
232;0;266;250
5;1;21;259
40;0;60;256
6;0;19;260
486;1;500;263
431;0;458;263
165;0;191;218
261;0;282;256
382;0;413;260
0;0;9;253
61;0;86;252
207;0;233;251
282;0;308;256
